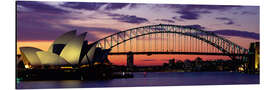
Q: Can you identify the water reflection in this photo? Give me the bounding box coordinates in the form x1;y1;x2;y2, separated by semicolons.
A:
17;72;259;89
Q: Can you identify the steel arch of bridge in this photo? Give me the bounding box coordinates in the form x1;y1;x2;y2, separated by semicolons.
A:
94;24;249;60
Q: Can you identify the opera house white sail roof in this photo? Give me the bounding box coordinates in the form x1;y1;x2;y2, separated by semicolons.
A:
81;43;97;65
20;47;42;66
19;30;97;68
48;30;77;53
60;32;87;64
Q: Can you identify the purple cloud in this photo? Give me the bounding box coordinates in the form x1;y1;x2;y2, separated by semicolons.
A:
182;24;206;30
168;4;241;20
61;24;120;33
179;24;259;40
17;21;119;42
17;16;67;41
175;9;211;20
172;16;184;21
17;7;72;41
105;3;130;10
178;11;199;20
17;10;120;42
17;15;120;42
184;5;242;11
216;17;234;25
155;19;175;23
210;30;259;40
128;3;140;9
168;4;242;11
60;2;106;11
59;25;120;41
16;1;69;14
107;13;148;24
61;2;129;11
241;11;257;15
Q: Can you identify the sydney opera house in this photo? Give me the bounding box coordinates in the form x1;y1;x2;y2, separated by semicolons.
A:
17;30;111;70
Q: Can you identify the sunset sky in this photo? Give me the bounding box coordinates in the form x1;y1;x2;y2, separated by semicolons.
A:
16;1;259;66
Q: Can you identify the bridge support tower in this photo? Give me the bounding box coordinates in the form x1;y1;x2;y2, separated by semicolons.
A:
127;52;134;71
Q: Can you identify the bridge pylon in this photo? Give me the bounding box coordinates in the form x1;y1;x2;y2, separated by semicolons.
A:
127;52;134;71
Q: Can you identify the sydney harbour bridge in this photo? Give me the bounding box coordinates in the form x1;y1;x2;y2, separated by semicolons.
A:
17;24;256;81
92;24;250;68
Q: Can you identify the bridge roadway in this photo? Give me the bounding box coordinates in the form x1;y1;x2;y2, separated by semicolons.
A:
108;52;249;56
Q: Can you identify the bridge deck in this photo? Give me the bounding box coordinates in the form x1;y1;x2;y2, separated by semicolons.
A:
108;52;248;56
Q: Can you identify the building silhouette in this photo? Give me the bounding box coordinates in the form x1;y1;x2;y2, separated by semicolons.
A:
247;42;260;73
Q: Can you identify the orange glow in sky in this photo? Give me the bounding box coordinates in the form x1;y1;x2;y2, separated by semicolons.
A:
17;41;53;54
17;39;234;66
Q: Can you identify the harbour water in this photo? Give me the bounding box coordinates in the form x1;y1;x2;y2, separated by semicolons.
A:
16;72;259;89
